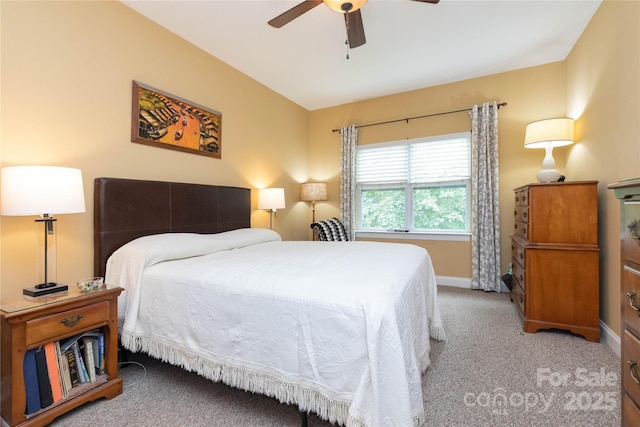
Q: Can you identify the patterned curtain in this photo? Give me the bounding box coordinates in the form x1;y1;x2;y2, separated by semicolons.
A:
469;102;501;292
340;125;358;240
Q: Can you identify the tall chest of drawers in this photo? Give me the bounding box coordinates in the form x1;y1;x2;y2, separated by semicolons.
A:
511;181;600;342
609;179;640;424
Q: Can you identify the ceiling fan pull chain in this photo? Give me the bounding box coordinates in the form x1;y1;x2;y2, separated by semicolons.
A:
345;36;350;59
344;12;351;59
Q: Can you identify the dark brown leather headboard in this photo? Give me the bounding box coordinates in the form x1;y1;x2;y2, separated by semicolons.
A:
94;177;251;277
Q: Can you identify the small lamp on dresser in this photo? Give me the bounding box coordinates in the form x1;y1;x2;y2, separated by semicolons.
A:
258;187;285;230
524;117;574;183
1;165;86;296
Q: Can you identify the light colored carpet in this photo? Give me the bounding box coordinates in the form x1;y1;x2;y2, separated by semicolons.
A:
51;286;620;426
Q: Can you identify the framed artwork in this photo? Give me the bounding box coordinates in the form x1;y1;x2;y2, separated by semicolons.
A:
131;81;222;158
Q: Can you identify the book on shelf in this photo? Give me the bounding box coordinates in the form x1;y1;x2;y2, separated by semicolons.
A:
34;346;54;409
59;329;103;353
64;347;80;388
56;341;72;397
89;335;104;375
43;342;63;403
23;348;41;415
81;337;96;382
71;341;88;384
98;333;105;374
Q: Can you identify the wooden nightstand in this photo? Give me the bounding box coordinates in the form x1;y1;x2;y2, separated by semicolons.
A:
1;286;123;426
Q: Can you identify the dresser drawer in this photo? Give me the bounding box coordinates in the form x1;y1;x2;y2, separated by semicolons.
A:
624;393;640;427
514;206;528;224
623;329;640;408
514;221;528;240
514;188;528;206
511;281;525;316
25;301;110;347
512;258;525;290
511;239;525;268
624;201;640;264
624;265;640;336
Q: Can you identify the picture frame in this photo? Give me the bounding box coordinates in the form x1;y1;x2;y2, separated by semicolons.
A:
131;81;222;159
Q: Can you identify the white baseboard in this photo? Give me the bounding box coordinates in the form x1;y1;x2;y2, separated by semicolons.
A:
600;320;620;358
436;276;471;288
437;276;510;292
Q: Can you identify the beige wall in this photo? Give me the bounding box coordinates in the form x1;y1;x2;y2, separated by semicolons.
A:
309;62;567;279
1;1;638;339
564;0;640;338
0;1;311;297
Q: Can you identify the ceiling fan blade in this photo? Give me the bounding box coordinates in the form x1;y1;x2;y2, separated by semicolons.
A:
410;0;440;3
345;9;366;48
268;0;323;28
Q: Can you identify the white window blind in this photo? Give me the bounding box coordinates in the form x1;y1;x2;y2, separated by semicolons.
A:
356;144;408;184
357;134;470;185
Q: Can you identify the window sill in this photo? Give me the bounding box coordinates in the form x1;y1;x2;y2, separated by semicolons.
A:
355;230;471;242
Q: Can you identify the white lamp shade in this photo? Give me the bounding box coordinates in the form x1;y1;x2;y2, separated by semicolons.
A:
258;188;286;210
1;166;86;216
524;118;575;149
300;182;328;202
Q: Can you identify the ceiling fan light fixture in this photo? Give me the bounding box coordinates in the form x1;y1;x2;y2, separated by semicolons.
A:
323;0;367;14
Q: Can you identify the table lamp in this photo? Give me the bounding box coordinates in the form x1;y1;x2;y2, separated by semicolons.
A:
1;166;86;296
300;182;327;223
258;188;285;230
524;117;574;183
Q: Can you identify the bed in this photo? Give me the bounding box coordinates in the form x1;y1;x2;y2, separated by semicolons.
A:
94;177;445;427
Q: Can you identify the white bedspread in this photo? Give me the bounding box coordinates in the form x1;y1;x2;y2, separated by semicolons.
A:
106;229;445;427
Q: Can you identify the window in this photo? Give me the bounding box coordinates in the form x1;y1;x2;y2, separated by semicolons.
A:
356;132;470;234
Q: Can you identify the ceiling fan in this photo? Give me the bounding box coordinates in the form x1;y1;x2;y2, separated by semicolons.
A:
268;0;440;49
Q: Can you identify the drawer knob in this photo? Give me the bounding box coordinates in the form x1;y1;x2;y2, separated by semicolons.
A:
60;313;83;327
628;360;640;385
628;291;640;313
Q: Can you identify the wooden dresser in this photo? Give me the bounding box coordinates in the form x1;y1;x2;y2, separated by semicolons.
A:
609;179;640;424
511;181;600;342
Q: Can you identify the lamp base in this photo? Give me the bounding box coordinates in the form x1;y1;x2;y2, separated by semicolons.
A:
537;168;562;183
23;283;68;297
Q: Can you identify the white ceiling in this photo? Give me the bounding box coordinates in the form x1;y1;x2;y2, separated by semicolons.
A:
121;0;602;111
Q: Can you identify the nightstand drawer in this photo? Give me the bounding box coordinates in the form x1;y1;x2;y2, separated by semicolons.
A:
25;301;110;347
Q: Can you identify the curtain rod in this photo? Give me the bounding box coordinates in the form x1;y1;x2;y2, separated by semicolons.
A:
331;102;508;133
